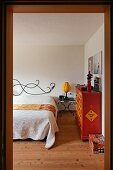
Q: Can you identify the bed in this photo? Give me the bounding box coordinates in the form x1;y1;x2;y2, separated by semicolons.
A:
13;79;59;149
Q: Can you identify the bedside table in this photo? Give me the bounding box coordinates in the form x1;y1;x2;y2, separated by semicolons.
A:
57;98;75;115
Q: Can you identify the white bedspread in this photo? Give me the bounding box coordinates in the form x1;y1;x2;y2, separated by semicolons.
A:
13;96;59;149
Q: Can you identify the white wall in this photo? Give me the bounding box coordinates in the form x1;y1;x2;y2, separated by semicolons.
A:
13;45;84;98
84;24;104;134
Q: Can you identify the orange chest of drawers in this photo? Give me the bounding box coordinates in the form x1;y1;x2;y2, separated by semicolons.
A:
75;87;102;140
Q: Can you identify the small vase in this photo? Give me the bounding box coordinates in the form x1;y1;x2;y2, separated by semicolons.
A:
87;80;91;92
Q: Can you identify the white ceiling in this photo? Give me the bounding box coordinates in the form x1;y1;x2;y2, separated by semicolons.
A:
13;13;104;46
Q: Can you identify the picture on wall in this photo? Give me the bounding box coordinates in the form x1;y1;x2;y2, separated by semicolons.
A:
94;51;102;74
88;56;93;74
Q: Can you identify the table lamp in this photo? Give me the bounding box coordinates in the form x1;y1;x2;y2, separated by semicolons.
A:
62;82;71;100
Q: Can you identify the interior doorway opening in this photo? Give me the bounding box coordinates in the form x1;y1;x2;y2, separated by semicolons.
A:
5;5;111;170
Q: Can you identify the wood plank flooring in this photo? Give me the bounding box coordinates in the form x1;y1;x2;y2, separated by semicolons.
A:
13;112;104;170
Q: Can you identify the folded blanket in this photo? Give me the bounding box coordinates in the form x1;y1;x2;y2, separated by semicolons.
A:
13;104;56;117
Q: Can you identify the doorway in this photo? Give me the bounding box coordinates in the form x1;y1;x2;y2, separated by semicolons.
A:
4;4;111;170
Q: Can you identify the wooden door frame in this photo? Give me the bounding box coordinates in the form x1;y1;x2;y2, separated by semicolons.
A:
3;3;111;170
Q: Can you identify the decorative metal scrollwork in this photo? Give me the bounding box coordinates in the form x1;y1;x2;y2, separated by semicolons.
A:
13;79;55;96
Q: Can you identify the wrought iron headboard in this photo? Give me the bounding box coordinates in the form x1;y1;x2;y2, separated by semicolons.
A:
13;79;55;96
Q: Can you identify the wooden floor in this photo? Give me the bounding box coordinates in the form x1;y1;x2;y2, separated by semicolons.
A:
13;112;104;170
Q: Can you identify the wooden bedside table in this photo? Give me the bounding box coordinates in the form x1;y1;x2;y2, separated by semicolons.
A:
57;98;75;115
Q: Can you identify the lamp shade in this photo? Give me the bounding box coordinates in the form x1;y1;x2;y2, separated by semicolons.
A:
62;82;71;93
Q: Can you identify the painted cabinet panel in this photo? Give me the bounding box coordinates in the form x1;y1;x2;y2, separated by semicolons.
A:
75;86;102;140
